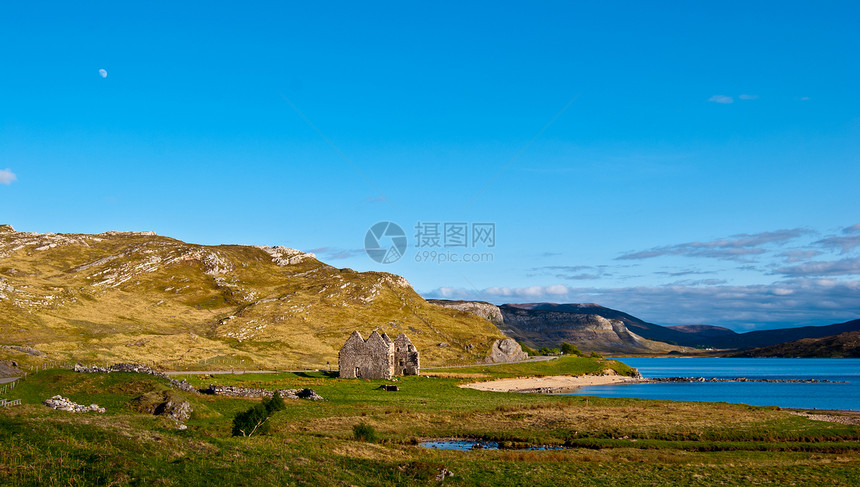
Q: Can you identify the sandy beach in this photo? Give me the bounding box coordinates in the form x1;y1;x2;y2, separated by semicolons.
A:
460;374;641;393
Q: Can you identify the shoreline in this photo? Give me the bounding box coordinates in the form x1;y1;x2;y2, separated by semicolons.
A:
459;374;641;393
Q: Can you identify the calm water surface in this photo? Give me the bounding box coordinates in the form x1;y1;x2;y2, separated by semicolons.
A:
568;358;860;410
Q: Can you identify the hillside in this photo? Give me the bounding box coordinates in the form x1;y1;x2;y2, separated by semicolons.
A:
506;303;716;347
0;225;505;369
729;330;860;358
430;300;682;354
704;319;860;350
666;324;737;338
432;300;860;353
499;303;860;351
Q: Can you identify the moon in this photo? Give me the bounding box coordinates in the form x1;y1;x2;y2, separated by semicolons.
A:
98;69;107;78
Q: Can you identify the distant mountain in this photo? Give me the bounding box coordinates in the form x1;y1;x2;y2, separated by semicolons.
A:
432;300;860;353
430;300;682;354
505;303;713;347
703;319;860;350
730;330;860;358
666;324;737;338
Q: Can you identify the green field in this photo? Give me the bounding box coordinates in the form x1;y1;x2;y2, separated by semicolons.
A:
1;357;859;486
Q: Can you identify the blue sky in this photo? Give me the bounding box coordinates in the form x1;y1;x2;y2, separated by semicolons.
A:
1;1;858;330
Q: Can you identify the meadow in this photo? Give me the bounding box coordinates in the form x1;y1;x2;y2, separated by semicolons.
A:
1;357;858;486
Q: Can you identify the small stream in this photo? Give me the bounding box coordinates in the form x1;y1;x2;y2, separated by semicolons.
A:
420;440;564;451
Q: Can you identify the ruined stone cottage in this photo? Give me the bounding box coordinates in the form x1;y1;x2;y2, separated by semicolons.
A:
338;331;420;379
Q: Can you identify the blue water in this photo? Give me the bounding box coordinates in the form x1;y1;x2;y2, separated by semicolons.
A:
568;358;860;410
420;440;563;451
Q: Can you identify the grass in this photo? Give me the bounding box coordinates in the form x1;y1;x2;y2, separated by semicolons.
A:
1;358;859;485
423;356;638;379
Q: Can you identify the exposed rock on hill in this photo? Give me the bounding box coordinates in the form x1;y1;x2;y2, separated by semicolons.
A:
428;300;504;325
0;360;21;377
506;303;703;347
497;305;679;354
432;300;681;354
130;391;192;424
485;338;528;363
0;226;505;369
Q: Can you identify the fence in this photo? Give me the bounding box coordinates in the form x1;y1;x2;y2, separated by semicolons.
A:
0;398;22;407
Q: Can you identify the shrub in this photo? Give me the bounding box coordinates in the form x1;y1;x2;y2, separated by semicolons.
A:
353;422;377;442
232;403;272;437
561;342;585;357
518;341;538;356
264;391;285;414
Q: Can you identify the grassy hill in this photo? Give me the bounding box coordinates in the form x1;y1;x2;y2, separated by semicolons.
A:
0;225;505;369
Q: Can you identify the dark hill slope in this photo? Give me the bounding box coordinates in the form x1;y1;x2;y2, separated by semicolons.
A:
666;324;737;338
730;330;860;358
706;319;860;350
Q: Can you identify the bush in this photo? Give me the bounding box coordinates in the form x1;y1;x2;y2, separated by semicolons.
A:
231;392;288;437
232;403;272;437
518;341;538;357
561;342;585;357
353;422;377;442
264;391;285;414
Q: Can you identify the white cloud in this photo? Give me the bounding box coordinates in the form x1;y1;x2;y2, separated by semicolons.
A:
814;225;860;254
617;228;811;261
545;284;569;295
480;285;570;299
708;95;734;104
777;250;822;263
0;169;16;185
776;257;860;277
738;94;759;100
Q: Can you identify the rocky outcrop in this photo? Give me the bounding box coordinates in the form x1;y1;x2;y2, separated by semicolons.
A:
429;300;680;354
253;245;316;266
0;360;22;377
130;391;192;427
496;306;676;354
1;345;45;357
485;338;528;363
44;395;105;413
429;300;504;325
